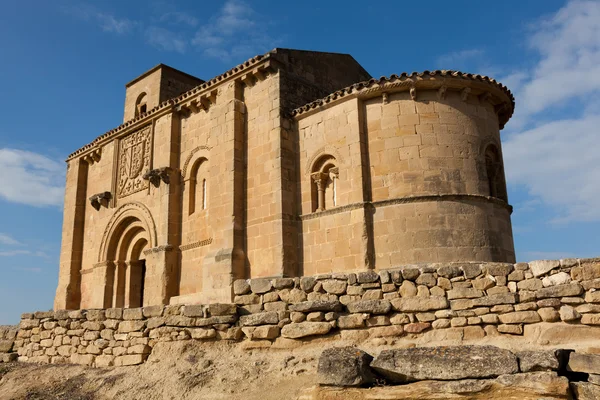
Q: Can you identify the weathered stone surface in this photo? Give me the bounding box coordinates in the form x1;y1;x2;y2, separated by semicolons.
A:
250;278;272;294
279;288;307;304
357;270;379;284
404;322;431;333
272;278;294;290
535;284;583;299
317;347;374;387
542;272;571;287
473;293;518;306
117;320;145;333
321;279;347;294
337;314;366;329
568;352;600;374
537;307;560;322
141;305;163;318
190;328;217;340
70;354;95;366
498;311;541;324
498;324;522;335
559;305;581;321
305;371;568;399
529;260;560;277
288;301;342;313
447;288;483;299
122;308;143;320
239;312;278;326
300;277;317;292
0;340;14;353
391;296;448;312
105;308;123;319
251;325;280;340
346;300;391;315
517;351;559;372
571;382;600;399
280;322;332;338
371;346;518;382
115;354;145;366
581;314;600;325
183;305;205;317
233;279;251;295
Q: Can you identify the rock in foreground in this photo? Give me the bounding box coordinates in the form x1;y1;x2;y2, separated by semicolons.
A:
371;345;518;382
317;347;374;387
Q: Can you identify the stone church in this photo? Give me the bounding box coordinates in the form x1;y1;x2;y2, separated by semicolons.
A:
54;48;515;311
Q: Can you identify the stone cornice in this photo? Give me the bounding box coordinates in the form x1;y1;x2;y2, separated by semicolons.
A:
67;53;277;162
299;193;512;221
290;71;515;129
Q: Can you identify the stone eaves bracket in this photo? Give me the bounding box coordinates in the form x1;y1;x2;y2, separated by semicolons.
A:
89;191;112;211
143;167;173;187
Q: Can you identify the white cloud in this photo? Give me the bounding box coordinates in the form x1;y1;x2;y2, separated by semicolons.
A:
0;234;21;246
64;5;136;35
502;0;600;223
0;148;64;207
145;26;187;53
192;0;277;62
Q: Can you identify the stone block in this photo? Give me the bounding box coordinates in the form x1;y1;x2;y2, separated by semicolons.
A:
300;277;317;292
322;279;347;294
234;294;260;305
273;278;294;289
391;296;448;312
86;310;106;321
498;311;541;324
536;284;583;299
538;307;560;322
233;279;250;295
542;272;571;287
559;305;581;321
529;260;560;277
239;312;279;326
371;346;518;382
0;340;14;353
517;351;559;372
183;305;205;318
357;270;379;284
122;308;143;320
250;278;273;294
498;324;522;335
251;325;280;340
278;289;307;304
317;347;374;387
142;305;164;318
338;314;367;329
280;322;332;339
118;320;145;333
288;300;342;313
571;382;600;399
582;314;600;325
404;322;430;333
95;355;115;367
70;353;95;366
346;300;391;314
105;308;123;319
447;288;483;299
568;353;600;374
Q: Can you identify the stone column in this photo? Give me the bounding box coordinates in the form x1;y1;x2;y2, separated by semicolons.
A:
311;172;328;212
112;261;127;308
91;261;115;309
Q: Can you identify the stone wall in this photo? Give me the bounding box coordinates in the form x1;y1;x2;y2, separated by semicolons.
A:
0;325;18;362
8;257;600;367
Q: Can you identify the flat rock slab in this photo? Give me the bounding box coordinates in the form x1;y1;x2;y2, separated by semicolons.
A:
570;382;600;400
567;352;600;374
317;347;374;386
517;350;559;372
304;372;569;399
371;345;519;382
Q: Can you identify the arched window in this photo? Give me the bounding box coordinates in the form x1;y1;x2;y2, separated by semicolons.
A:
311;155;339;212
485;144;508;202
189;158;208;215
135;92;148;117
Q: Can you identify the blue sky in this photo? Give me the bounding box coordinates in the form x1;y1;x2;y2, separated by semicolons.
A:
0;0;598;324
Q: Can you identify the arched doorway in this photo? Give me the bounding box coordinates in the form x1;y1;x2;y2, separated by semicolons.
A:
99;203;156;308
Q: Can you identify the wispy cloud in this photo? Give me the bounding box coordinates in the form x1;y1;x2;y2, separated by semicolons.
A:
502;0;600;223
159;12;198;27
0;148;65;207
192;0;278;62
0;250;31;257
0;234;21;246
436;49;485;68
145;26;187;53
64;4;136;35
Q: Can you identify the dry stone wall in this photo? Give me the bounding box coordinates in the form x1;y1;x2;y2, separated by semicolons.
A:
7;257;600;367
0;325;18;362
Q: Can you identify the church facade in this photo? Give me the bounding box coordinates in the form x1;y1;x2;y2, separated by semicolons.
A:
54;49;515;310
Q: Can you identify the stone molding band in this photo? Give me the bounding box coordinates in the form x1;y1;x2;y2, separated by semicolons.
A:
299;194;512;221
179;238;213;252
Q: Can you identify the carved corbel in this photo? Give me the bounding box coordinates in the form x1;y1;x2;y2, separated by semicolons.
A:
437;85;448;100
461;87;471;102
143;167;174;187
409;86;417;101
189;99;201;113
382;92;389;105
83;148;102;165
240;73;256;87
89;191;112;211
176;104;191;117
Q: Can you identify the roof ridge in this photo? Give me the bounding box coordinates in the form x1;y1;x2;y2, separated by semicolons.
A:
290;70;515;124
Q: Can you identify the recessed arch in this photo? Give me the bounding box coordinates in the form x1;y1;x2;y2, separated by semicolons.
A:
306;145;344;175
483;142;508;203
135;92;148;117
310;154;339;212
99;202;156;263
182;145;211;180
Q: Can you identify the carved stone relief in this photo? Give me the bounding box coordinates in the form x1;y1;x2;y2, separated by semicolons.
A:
117;126;152;198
